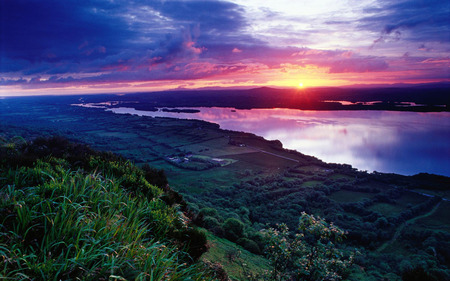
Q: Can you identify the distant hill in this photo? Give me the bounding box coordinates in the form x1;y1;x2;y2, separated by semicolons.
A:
82;82;450;112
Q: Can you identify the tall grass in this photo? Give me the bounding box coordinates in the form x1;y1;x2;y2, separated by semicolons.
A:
0;156;213;280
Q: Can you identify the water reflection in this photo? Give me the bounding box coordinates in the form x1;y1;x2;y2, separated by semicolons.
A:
106;107;450;176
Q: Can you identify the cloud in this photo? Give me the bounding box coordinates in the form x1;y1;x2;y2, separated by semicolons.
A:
0;0;255;82
1;0;132;62
291;49;390;73
328;58;389;73
150;1;246;35
360;0;450;44
1;0;448;90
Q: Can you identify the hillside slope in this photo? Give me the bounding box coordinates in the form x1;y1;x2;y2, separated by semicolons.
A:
0;137;215;280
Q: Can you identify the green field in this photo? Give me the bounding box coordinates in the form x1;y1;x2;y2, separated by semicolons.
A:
414;201;450;232
369;203;405;216
329;190;376;203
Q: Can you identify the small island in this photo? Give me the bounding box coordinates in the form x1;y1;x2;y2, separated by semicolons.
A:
161;108;201;113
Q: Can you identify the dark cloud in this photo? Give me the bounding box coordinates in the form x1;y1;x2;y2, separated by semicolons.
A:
0;0;256;84
360;0;450;44
151;1;246;34
0;0;132;62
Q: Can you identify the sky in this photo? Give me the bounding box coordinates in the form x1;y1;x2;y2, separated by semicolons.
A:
1;0;449;95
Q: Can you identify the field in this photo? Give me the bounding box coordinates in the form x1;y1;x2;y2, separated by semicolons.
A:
413;201;450;232
329;190;376;203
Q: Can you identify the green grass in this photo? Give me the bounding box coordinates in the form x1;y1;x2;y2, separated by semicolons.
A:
201;231;270;281
223;152;295;169
296;165;331;174
329;190;375;203
369;203;405;216
0;142;214;280
301;180;322;188
414;201;450;231
180;139;255;158
397;192;429;206
330;173;353;180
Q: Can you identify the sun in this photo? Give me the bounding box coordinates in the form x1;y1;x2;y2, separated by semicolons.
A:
298;82;304;88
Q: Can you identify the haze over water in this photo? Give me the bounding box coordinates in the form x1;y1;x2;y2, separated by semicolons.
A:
102;106;450;176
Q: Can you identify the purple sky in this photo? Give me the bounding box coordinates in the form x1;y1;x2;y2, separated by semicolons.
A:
1;0;449;95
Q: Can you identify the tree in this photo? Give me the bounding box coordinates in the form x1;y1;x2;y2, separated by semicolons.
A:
263;212;355;281
223;218;245;242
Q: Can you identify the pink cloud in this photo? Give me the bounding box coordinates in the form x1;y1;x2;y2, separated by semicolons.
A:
290;48;389;73
421;58;450;64
328;58;389;73
184;41;206;54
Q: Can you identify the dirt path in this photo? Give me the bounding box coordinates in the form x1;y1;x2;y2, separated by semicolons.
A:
377;200;442;253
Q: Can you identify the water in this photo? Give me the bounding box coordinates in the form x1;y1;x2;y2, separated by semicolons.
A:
88;105;449;176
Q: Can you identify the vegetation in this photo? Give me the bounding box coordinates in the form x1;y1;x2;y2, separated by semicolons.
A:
263;213;355;281
0;95;449;280
0;137;213;280
201;231;270;281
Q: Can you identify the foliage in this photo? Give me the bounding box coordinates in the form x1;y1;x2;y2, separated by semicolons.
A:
0;137;213;280
141;163;169;188
237;238;261;255
262;212;355;281
223;218;245;242
402;266;446;281
0;136;169;194
203;216;222;229
199;207;221;219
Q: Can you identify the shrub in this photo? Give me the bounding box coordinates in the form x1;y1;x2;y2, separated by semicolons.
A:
222;218;245;242
171;227;208;261
199;207;220;219
237;238;261;254
263;212;356;281
203;216;221;229
142;163;168;188
402;266;439;281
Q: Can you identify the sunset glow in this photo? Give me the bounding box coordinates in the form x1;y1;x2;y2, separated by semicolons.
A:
1;0;449;96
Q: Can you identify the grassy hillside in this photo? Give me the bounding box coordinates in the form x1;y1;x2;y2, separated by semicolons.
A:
0;137;215;280
202;231;270;281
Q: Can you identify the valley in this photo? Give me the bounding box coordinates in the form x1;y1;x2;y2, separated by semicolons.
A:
0;94;449;280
